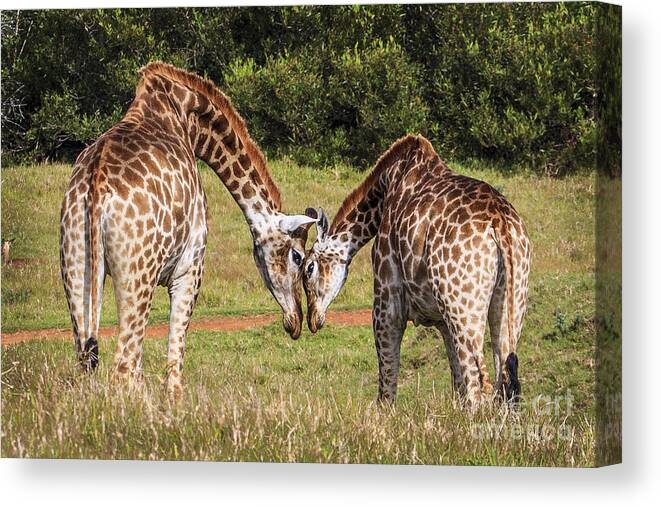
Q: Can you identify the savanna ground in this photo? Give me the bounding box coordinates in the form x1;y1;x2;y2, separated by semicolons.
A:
1;160;620;465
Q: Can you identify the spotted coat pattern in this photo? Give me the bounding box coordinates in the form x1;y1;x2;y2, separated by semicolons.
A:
304;135;531;408
60;62;314;397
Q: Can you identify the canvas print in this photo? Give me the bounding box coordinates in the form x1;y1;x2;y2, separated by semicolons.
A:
1;2;621;466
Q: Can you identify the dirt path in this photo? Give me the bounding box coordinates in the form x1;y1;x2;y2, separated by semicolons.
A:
1;309;372;346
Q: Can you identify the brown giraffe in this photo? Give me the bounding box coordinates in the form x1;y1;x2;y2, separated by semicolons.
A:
60;62;316;397
303;135;531;408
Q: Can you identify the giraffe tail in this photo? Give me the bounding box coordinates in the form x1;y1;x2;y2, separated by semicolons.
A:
493;212;520;403
505;351;520;403
83;155;106;370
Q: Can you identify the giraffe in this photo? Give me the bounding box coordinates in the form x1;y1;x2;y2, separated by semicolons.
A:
60;62;316;397
302;135;531;408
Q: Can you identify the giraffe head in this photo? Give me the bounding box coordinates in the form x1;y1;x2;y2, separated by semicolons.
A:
302;208;350;333
252;212;317;340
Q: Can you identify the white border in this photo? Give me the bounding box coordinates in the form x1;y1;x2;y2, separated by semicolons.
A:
3;1;660;505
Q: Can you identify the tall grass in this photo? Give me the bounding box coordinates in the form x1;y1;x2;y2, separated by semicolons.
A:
2;323;595;465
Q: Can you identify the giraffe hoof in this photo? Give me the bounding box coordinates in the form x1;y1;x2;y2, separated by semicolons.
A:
281;310;302;340
82;337;99;371
308;314;325;334
376;395;396;408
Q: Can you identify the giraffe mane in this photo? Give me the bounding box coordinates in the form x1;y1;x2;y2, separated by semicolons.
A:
330;134;439;231
138;61;282;210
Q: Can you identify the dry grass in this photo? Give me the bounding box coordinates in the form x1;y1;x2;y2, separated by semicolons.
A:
2;323;595;465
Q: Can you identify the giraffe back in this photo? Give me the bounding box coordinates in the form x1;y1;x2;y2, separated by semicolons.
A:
373;156;531;329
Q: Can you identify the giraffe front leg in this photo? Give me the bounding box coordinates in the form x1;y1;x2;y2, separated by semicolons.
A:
165;250;205;400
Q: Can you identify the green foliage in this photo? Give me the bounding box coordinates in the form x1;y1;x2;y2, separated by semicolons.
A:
225;41;429;166
2;288;31;305
594;4;622;177
224;52;332;165
25;91;123;161
405;2;600;175
1;4;620;174
328;41;429;166
543;310;586;341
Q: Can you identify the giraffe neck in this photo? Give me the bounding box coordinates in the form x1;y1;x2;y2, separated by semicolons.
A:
325;135;439;263
192;106;281;234
327;171;388;262
130;67;282;238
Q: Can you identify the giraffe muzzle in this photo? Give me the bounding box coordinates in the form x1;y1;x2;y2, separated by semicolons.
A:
283;313;302;340
307;310;325;334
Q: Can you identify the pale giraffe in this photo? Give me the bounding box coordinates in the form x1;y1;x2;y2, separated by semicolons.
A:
60;62;316;397
303;135;531;408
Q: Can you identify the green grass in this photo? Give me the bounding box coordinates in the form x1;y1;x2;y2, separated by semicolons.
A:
1;159;618;465
1;159;595;331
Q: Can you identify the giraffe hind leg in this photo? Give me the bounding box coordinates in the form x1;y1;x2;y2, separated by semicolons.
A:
488;270;521;404
61;227;104;371
434;300;491;410
435;323;462;393
109;266;157;388
164;247;205;400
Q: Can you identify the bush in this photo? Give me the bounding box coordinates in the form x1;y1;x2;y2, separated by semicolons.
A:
404;2;599;175
224;53;331;165
25;91;122;162
225;41;429;167
328;41;430;166
1;5;620;175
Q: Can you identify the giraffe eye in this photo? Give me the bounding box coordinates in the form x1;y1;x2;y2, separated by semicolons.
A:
291;249;303;266
306;262;315;277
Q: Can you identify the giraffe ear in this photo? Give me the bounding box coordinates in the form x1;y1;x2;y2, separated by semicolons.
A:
278;214;317;236
316;207;329;243
305;207;318;220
